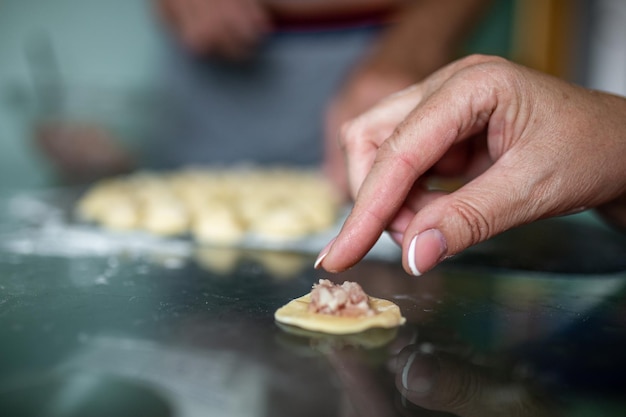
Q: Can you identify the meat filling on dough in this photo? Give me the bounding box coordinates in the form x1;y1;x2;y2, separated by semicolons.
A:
308;279;375;317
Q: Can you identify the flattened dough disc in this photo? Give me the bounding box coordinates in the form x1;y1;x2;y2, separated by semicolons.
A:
275;294;406;335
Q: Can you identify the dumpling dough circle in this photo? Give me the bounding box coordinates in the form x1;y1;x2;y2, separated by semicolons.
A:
274;293;406;335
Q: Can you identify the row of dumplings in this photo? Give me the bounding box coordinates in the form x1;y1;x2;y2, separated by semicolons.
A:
76;167;342;244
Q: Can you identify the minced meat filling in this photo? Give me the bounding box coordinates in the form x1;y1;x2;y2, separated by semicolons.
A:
308;279;375;317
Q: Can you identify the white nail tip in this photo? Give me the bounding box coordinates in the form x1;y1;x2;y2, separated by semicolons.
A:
408;235;421;276
402;351;418;390
314;252;328;269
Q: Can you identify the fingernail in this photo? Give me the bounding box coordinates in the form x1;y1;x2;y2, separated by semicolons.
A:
400;352;438;394
407;229;447;276
314;237;336;269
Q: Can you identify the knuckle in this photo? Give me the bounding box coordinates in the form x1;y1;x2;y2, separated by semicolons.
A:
377;125;422;173
435;368;480;412
449;199;492;248
361;205;387;230
449;54;506;79
458;53;497;66
383;141;420;176
338;119;357;148
455;55;518;86
460;53;509;69
339;117;373;151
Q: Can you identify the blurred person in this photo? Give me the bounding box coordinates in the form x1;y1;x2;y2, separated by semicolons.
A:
314;54;626;275
36;0;499;191
154;0;496;196
35;123;135;184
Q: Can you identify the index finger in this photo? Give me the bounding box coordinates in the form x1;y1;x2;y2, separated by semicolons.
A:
340;84;424;199
318;65;498;272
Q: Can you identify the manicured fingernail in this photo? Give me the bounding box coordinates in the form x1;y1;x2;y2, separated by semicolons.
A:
401;351;438;394
407;229;447;276
314;237;336;269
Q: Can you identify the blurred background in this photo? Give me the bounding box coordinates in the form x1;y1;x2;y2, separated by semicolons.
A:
0;0;166;192
0;0;624;194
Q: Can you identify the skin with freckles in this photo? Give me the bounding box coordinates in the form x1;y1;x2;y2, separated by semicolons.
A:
316;54;626;276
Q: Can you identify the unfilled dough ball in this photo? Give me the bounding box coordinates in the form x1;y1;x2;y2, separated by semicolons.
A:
192;204;245;245
76;179;128;221
250;204;312;241
77;166;342;244
97;194;139;230
193;247;240;275
292;199;338;231
141;198;189;236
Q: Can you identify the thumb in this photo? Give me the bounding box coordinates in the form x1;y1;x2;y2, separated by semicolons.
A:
401;159;556;276
395;347;556;417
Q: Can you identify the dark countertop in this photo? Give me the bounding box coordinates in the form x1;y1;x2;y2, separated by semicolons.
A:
1;190;626;417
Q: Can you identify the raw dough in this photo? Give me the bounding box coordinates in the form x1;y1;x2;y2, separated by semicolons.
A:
192;203;246;245
274;288;406;335
275;322;399;350
76;166;341;243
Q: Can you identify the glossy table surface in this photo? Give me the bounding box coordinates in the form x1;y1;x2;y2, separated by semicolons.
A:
1;190;626;417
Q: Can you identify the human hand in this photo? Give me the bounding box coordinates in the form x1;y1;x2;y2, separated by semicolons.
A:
393;345;558;417
316;54;626;275
322;0;494;198
156;0;271;59
36;122;134;184
324;67;415;199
